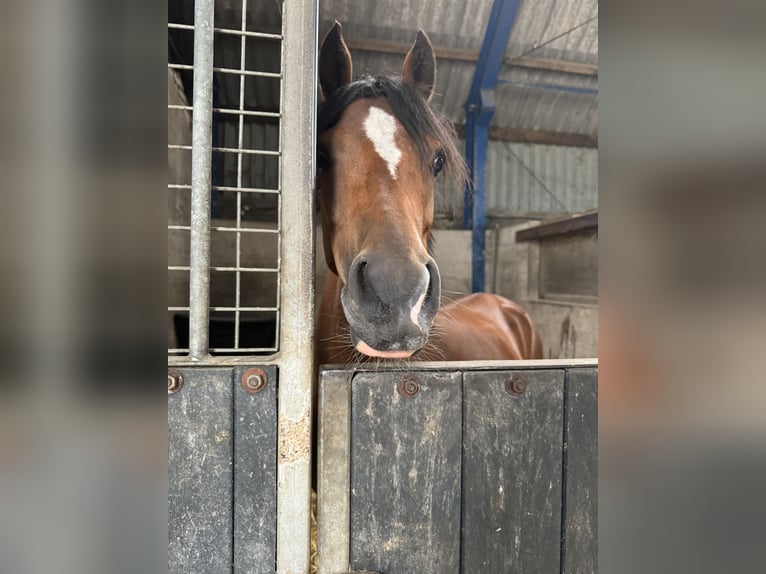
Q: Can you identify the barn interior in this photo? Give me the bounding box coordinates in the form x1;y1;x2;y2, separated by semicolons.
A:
168;0;598;358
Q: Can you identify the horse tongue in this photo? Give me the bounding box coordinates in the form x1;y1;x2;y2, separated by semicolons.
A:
356;340;414;359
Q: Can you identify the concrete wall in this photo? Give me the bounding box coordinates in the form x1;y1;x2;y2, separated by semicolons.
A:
316;222;598;359
492;222;597;358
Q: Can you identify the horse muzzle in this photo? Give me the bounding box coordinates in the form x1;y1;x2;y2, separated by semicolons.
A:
340;253;441;358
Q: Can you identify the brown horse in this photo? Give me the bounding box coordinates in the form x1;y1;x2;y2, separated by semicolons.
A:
316;23;542;367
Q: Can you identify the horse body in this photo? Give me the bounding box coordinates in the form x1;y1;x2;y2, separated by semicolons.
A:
433;293;543;361
315;22;542;368
318;276;542;365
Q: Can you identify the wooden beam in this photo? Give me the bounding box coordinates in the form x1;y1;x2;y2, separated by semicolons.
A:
344;37;598;77
516;210;598;242
506;56;598;77
345;37;476;62
453;123;598;148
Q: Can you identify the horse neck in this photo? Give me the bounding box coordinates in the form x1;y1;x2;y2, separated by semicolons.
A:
316;272;349;366
319;272;345;325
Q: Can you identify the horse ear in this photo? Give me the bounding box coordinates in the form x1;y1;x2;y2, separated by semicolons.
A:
402;30;436;101
319;21;353;98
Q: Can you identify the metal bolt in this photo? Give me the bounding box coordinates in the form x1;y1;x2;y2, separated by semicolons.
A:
398;375;420;398
505;374;527;396
241;367;268;393
168;369;183;394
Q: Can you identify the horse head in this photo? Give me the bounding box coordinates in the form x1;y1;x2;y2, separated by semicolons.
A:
317;22;465;359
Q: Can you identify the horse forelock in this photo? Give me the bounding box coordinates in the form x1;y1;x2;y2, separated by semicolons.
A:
317;76;467;192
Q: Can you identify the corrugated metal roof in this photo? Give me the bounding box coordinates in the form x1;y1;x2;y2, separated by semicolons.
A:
169;0;598;218
319;0;598;135
170;0;598;135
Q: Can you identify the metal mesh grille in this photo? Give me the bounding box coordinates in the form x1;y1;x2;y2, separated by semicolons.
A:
168;1;284;356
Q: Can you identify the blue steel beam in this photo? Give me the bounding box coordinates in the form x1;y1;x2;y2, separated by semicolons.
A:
463;0;521;293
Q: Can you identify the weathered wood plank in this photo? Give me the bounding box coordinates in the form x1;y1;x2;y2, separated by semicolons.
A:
343;36;599;76
317;370;353;574
168;368;234;573
462;370;565;573
349;372;462;574
516;210;598;242
562;368;598;574
233;366;278;573
453;124;598;148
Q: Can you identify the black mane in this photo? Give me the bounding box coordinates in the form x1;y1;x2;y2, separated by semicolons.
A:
317;76;467;186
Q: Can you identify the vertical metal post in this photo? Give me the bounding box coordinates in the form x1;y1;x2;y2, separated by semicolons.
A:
277;0;317;572
188;0;214;359
463;111;475;230
471;120;489;292
463;0;521;293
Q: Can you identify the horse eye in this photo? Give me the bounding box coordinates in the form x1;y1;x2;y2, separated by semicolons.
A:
432;153;445;176
317;149;330;171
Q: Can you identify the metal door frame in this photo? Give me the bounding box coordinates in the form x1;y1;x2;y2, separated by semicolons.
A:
168;1;318;571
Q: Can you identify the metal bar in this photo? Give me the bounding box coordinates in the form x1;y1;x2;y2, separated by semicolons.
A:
168;105;282;119
211;147;280;156
168;144;280;156
187;0;215;360
213;28;281;40
210;108;280;118
215;108;280;118
210;226;280;233
212;306;279;312
276;0;317;571
463;110;475;229
168;225;281;234
465;0;521;103
169;63;282;78
212;68;281;78
208;348;278;353
168;184;281;194
169;184;280;193
168;306;278;312
168;23;282;40
169;266;280;273
317;371;352;574
472;122;489;292
463;0;521;293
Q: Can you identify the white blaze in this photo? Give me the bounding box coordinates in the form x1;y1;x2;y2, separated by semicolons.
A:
363;106;401;179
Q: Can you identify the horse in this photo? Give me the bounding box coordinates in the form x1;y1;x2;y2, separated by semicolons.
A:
315;22;543;368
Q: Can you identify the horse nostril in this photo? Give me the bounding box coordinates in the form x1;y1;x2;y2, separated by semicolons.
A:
348;258;369;295
424;261;437;303
425;268;433;301
357;260;368;292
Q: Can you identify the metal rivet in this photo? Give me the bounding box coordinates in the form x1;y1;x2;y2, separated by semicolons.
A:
241;367;268;393
168;369;183;394
505;374;527;396
398;375;420;398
